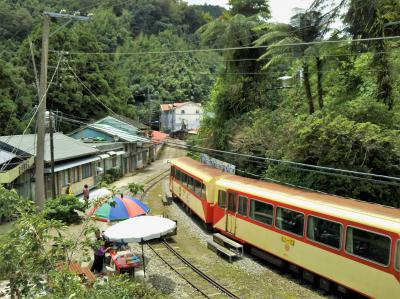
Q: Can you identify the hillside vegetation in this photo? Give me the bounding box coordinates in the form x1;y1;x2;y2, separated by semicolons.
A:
1;0;400;206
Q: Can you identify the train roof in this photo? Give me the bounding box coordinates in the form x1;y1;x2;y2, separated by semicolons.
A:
171;157;226;182
216;175;400;233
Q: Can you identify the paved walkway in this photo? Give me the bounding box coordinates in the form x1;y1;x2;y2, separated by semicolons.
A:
83;144;184;203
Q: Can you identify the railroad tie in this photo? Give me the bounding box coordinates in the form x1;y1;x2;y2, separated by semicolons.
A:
207;292;222;297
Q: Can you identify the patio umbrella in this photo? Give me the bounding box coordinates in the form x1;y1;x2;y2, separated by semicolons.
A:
88;195;150;222
104;216;177;276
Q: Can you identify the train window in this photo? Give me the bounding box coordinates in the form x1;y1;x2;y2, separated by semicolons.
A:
345;226;391;266
187;176;195;191
176;170;182;182
218;190;226;208
396;240;400;271
276;207;304;236
227;193;236;212
201;184;206;200
194;179;202;197
307;216;342;249
182;173;188;187
237;196;248;216
249;199;273;226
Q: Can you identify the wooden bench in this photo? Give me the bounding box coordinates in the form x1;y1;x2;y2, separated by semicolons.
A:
57;262;96;286
207;240;237;263
213;233;243;257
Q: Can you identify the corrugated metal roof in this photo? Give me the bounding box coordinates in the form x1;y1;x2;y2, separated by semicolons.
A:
44;155;101;173
89;123;150;143
113;115;150;130
95;116;139;135
0;133;99;163
0;150;17;165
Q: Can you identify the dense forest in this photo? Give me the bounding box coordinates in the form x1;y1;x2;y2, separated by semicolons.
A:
1;0;400;206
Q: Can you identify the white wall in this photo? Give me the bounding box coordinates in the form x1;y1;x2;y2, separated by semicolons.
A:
174;102;203;131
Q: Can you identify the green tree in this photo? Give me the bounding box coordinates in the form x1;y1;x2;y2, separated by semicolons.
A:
255;10;325;113
229;0;270;17
345;0;400;110
0;192;163;297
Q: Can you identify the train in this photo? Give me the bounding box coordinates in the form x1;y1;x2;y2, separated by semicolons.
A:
169;156;400;298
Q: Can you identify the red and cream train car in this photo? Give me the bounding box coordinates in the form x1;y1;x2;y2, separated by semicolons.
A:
170;157;400;298
170;157;225;224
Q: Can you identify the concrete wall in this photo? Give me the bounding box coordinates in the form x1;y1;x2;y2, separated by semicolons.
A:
161;102;203;133
175;102;203;130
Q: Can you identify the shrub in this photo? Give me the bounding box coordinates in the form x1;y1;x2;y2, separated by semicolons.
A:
44;195;85;225
0;185;20;223
107;167;123;181
128;182;144;196
99;168;123;184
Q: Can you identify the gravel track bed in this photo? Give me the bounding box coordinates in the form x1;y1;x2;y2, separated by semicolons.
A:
144;178;331;299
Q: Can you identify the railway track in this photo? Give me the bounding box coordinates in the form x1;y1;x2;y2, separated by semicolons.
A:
140;169;170;199
148;240;241;299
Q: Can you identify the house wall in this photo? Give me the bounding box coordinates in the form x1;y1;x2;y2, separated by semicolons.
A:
174;103;203;131
161;110;174;133
49;162;96;198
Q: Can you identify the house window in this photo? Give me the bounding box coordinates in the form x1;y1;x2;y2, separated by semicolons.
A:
82;163;92;179
345;226;391;266
71;167;80;183
307;216;342;249
276;207;304;236
181;110;185;114
63;170;69;186
112;157;117;167
196;110;199;114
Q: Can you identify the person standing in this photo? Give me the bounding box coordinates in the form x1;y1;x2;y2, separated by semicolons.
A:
83;184;90;203
65;183;73;195
91;241;110;274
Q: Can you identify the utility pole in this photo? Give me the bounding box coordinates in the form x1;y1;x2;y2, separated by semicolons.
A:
35;14;50;210
35;12;89;210
49;110;56;199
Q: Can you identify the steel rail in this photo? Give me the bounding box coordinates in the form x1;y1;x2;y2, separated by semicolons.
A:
148;240;241;299
148;242;211;298
140;169;170;200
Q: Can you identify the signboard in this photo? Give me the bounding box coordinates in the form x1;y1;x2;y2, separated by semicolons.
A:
200;153;235;174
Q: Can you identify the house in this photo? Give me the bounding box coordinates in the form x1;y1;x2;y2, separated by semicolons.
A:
0;148;34;199
0;133;100;199
160;102;203;133
69;116;155;175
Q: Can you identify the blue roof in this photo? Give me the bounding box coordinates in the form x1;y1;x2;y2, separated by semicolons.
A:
70;116;151;143
95;116;138;135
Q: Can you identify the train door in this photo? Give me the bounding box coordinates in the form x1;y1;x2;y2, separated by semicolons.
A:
226;192;237;235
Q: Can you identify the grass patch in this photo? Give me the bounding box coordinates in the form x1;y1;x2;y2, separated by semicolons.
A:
144;184;166;216
0;222;13;236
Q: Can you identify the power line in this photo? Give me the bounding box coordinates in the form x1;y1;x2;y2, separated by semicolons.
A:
52;35;400;56
162;140;400;185
64;60;118;116
0;54;63;171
